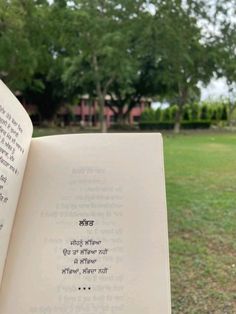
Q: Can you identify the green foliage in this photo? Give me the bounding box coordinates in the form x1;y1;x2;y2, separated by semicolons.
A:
142;0;216;132
155;108;162;122
162;107;171;121
140;101;230;130
216;106;223;121
200;101;229;123
221;104;228;120
170;105;178;121
0;0;38;90
200;104;210;120
191;103;200;120
139;121;175;130
0;0;232;127
22;1;72;121
61;0;147;130
140;108;156;122
181;120;211;129
139;120;211;130
183;105;191;121
108;124;137;131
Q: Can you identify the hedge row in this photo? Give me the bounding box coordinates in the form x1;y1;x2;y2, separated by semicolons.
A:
141;103;228;124
139;120;211;130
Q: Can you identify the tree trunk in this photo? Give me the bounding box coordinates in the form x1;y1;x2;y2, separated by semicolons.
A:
88;98;93;127
93;54;107;133
98;95;107;133
174;122;181;133
117;106;125;125
174;109;181;134
174;101;184;134
228;102;236;128
174;86;188;133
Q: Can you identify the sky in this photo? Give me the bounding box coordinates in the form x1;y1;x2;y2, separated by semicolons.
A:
200;78;229;101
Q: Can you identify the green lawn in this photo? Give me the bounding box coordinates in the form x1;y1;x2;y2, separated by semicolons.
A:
34;128;236;312
164;134;236;313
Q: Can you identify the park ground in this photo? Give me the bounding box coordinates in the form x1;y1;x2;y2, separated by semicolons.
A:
164;133;236;313
34;128;236;313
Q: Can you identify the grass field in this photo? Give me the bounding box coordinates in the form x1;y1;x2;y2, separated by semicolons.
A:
164;133;236;313
34;129;236;313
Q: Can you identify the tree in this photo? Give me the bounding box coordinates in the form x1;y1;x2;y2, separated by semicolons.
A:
22;1;71;123
221;88;236;126
63;0;147;132
213;0;236;126
141;0;217;132
0;0;68;123
0;0;37;91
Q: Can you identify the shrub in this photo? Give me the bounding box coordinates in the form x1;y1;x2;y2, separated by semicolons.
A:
181;120;211;129
200;104;210;120
139;120;211;130
109;124;138;131
140;108;156;122
221;104;228;120
191;103;200;120
170;105;178;121
183;104;191;121
162;107;171;121
139;122;175;130
155;108;162;121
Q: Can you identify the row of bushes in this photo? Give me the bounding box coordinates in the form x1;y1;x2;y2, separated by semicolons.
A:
139;120;211;130
141;103;228;123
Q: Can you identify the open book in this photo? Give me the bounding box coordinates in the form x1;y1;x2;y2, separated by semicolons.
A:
0;81;171;313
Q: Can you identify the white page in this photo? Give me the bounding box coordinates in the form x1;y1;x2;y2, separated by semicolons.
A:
0;133;171;313
0;81;32;284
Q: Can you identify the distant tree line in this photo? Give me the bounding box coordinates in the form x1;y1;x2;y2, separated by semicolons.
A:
1;0;236;132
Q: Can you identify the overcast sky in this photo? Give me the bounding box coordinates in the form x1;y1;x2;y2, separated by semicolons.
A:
200;78;229;101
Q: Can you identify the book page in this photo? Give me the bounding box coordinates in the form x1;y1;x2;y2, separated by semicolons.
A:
0;81;32;285
0;133;171;313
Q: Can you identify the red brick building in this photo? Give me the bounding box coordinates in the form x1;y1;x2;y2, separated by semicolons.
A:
23;96;151;127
